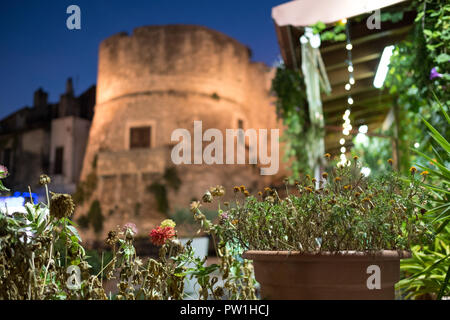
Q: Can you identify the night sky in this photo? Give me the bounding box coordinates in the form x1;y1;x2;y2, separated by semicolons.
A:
0;0;283;120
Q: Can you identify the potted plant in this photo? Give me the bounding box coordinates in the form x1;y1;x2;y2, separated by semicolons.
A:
191;156;432;300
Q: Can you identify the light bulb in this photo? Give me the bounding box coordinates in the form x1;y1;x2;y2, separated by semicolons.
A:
340;138;345;145
345;83;351;91
348;65;354;73
348;97;354;105
359;125;368;134
346;43;353;51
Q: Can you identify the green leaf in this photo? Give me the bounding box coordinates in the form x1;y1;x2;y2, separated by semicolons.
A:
437;264;450;300
66;225;82;243
0;180;9;192
436;53;450;64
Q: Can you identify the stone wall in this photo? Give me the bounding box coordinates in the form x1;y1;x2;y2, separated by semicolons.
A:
77;25;286;243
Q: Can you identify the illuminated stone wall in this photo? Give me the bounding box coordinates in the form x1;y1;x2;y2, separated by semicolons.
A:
77;25;286;242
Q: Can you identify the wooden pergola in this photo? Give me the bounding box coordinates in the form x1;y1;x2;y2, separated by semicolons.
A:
272;0;416;157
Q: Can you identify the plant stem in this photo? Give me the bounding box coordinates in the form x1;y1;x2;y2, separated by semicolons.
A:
40;241;54;297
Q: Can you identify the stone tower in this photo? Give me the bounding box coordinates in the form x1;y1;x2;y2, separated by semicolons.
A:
76;25;285;241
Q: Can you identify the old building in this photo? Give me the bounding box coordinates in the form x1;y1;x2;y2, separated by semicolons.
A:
76;25;286;242
0;25;286;243
0;79;96;199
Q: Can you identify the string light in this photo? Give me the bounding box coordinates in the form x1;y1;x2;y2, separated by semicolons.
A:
338;19;356;167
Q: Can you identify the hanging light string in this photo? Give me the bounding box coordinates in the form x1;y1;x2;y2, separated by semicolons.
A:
338;20;355;166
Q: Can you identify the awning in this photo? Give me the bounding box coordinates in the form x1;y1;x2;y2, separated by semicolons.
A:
272;0;408;27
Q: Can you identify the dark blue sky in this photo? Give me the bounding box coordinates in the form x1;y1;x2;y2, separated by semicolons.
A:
0;0;283;119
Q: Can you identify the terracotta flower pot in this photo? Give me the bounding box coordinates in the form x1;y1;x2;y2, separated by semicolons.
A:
243;250;410;300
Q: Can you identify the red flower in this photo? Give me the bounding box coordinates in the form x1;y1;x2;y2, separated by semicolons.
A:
149;226;175;246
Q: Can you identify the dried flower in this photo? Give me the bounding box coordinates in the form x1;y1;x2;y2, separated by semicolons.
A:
353;155;358;161
387;159;393;165
106;230;119;246
39;174;51;185
219;212;229;224
160;219;176;228
49;192;75;220
202;191;213;203
324;153;331;160
409;166;417;175
0;165;8;179
149;226;176;246
420;171;429;176
334;177;342;182
123;223;138;235
321;172;328;179
190;200;201;213
233;186;240;193
243;190;250;197
210;185;225;197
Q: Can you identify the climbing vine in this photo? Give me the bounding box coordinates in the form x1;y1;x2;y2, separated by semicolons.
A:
147;166;182;215
384;0;449;174
271;65;311;177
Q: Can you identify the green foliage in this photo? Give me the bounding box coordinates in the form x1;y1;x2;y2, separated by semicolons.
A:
170;207;217;236
0;195;102;299
398;100;450;299
0;175;255;300
414;98;450;233
311;21;346;42
148;182;169;214
134;202;141;217
147;166;182;214
385;0;450;174
84;249;113;278
203;159;432;252
163;166;182;191
0;165;9;192
77;214;90;229
271;65;311;176
351;134;393;177
397;228;450;299
87;199;103;234
73;171;98;205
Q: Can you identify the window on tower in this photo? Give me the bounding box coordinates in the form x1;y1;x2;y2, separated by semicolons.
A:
130;126;152;149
